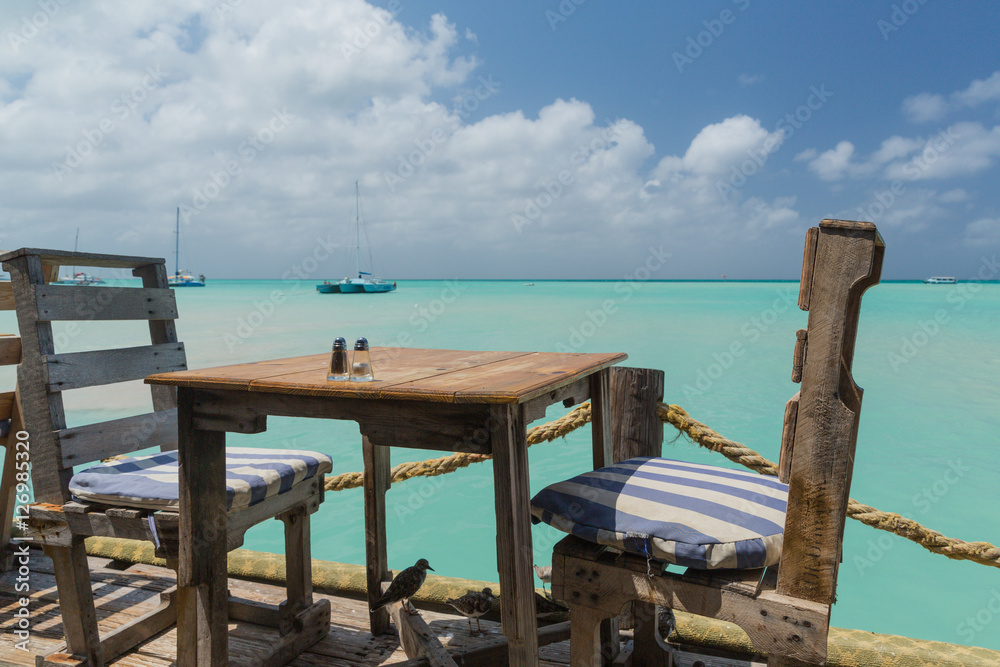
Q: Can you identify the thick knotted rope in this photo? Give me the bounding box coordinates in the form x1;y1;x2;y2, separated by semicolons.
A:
323;402;592;492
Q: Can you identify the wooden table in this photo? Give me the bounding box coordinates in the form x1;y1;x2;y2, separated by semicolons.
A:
147;347;626;667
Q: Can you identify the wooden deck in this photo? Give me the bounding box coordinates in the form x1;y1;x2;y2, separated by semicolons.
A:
0;548;574;666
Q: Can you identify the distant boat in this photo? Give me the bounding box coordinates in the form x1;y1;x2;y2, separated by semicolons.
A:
168;207;205;287
53;228;106;285
923;276;956;284
320;182;396;294
316;281;340;294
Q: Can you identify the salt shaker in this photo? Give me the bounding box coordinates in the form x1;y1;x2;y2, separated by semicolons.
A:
327;337;350;381
351;337;374;381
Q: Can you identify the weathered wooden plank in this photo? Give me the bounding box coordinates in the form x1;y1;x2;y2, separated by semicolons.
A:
0;247;165;270
133;262;183;416
609;367;664;463
44;539;104;665
797;227;818;311
778;393;799;485
0;281;13;311
0;334;20;365
0;391;13;421
32;284;178;321
385;581;459;667
9;254;70;504
59;408;178;468
490;403;539;667
523;376;590;424
777;223;881;607
0;390;24;570
590;368;612;471
364;436;391;636
45;343;187;391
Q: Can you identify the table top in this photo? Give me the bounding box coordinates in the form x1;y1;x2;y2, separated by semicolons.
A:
146;347;627;404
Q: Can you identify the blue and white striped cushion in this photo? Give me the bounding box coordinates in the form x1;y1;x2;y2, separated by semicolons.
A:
530;456;788;570
69;447;333;511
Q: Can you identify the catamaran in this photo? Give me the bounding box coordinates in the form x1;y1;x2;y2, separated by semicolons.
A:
317;182;396;294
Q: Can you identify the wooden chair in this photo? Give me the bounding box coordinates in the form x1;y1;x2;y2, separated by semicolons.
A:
533;220;884;666
1;248;332;666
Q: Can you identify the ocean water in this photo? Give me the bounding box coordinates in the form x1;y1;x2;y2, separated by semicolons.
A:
2;278;998;650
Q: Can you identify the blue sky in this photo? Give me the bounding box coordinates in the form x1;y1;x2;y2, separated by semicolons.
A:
1;1;999;279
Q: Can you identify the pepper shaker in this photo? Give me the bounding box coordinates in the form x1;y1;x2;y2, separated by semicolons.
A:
351;337;374;381
327;337;350;381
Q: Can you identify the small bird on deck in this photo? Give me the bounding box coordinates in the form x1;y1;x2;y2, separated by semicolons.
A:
446;587;494;636
533;564;552;592
370;558;434;615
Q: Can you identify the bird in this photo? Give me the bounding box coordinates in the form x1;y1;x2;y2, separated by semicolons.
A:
533;564;552;592
446;587;494;636
370;559;434;615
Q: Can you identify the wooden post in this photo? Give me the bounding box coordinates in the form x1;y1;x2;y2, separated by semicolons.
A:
490;403;538;667
363;434;391;635
609;367;664;462
177;390;229;666
590;368;613;469
45;539;103;665
609;367;666;666
280;504;312;623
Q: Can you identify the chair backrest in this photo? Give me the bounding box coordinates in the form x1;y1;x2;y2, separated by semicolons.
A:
775;220;884;606
0;248;186;505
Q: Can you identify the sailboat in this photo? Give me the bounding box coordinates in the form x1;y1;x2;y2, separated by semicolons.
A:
53;228;105;285
168;207;205;287
318;182;396;294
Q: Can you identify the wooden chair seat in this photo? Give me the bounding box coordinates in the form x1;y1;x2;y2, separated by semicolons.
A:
1;248;332;667
537;220;885;666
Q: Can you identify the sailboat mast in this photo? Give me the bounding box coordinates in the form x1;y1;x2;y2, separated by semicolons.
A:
175;207;180;279
355;181;361;278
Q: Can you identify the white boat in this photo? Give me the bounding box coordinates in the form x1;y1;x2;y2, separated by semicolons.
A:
168;207;205;287
923;276;956;284
53;228;106;285
333;182;395;294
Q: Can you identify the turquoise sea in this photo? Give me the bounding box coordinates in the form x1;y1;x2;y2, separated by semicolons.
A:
2;278;998;650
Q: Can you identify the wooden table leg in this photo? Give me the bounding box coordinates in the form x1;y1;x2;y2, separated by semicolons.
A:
177;391;229;666
490;403;539;667
363;435;391;635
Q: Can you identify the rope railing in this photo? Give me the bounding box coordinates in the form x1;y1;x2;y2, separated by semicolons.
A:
325;400;1000;570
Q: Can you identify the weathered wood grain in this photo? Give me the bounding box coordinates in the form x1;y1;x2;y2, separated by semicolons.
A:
0;247;165;269
59;409;179;467
45;343;187;391
608;367;664;463
32;284;178;321
0;334;20;365
364;436;391;636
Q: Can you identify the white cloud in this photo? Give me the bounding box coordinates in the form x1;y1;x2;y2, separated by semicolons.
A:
902;70;1000;123
0;1;802;280
805;141;856;181
802;123;1000;184
738;73;763;86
